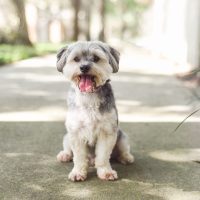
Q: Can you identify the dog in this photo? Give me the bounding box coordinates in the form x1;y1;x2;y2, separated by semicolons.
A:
56;41;134;181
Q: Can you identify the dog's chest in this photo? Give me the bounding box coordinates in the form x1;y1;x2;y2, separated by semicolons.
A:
77;107;115;146
67;92;116;146
76;93;102;120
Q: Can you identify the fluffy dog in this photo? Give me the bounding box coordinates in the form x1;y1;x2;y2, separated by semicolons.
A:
56;41;134;181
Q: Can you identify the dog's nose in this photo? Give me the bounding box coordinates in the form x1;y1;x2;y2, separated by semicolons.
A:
80;65;90;73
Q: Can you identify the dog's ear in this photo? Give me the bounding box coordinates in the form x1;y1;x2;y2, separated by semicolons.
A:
108;46;120;73
95;41;120;73
56;46;68;72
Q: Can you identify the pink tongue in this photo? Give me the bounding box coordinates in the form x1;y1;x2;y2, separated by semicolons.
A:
79;75;93;92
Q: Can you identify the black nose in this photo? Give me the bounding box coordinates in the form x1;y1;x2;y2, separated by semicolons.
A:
80;65;90;73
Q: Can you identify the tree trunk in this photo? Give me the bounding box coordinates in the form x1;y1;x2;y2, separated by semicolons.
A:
72;0;80;41
11;0;32;46
85;1;91;41
98;0;105;41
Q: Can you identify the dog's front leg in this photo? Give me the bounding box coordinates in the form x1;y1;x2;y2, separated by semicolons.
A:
95;133;118;180
68;137;89;181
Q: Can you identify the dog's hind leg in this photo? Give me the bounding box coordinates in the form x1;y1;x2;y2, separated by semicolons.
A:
113;130;134;165
57;133;73;162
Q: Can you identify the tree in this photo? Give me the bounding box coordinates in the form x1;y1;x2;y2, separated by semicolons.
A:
71;0;80;41
11;0;32;46
98;0;105;41
85;1;91;40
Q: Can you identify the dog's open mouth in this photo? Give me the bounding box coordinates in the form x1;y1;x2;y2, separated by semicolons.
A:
78;75;96;93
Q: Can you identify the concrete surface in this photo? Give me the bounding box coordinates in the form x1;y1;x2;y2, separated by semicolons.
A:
0;47;200;200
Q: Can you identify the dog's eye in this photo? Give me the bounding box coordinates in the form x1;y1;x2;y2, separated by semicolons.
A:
74;56;80;62
93;55;100;63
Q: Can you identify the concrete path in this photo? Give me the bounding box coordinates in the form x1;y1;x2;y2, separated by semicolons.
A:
0;47;200;200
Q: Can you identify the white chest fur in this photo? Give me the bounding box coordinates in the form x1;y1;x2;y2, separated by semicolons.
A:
66;91;117;146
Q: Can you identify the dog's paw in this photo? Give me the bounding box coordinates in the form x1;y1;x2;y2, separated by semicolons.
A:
118;153;134;165
97;168;118;181
68;170;87;182
57;151;72;162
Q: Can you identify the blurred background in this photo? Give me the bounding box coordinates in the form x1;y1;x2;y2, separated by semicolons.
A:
0;0;200;74
1;1;200;198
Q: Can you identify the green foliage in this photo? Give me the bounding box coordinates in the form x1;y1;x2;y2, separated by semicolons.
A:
106;0;148;15
0;43;64;65
35;43;65;54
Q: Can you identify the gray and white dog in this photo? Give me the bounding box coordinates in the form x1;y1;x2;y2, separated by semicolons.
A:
56;41;134;181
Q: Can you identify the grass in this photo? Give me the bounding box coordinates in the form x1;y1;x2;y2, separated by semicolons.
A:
0;43;65;65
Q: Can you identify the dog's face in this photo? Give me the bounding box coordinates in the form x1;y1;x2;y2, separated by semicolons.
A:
56;41;120;93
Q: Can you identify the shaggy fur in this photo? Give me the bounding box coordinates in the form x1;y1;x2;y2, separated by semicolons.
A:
56;41;134;181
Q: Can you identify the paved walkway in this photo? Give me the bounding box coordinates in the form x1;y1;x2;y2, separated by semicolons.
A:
0;47;200;200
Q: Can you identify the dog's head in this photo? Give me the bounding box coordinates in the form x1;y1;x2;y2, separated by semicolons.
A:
56;41;120;93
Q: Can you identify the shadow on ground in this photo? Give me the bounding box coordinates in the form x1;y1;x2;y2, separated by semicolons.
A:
0;122;200;200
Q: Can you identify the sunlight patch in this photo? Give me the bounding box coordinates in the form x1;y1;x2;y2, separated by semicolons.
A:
26;184;44;191
149;149;200;162
146;187;200;200
121;179;200;200
62;188;92;198
118;113;200;122
4;153;33;157
0;106;66;121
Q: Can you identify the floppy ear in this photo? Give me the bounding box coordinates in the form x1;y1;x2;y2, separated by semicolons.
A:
108;46;120;73
56;46;68;72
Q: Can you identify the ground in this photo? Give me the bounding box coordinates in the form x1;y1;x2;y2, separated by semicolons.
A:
0;46;200;200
